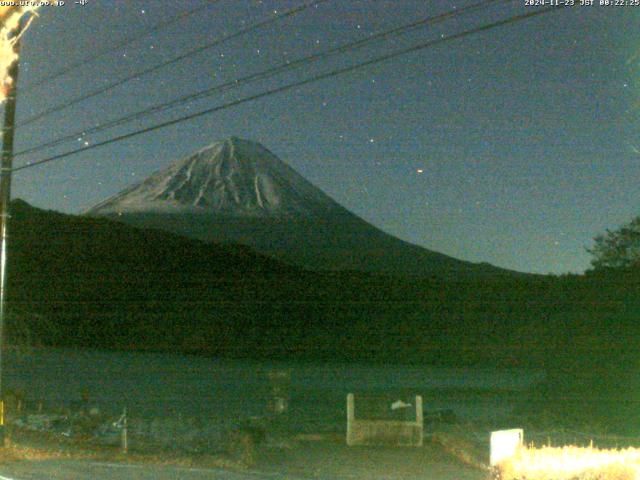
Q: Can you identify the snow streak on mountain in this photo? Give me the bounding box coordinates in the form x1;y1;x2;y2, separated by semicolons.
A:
88;137;340;218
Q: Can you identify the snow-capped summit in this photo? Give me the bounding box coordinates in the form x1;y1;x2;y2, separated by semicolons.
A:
87;137;339;218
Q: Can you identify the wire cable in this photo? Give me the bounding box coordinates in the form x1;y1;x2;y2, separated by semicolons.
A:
23;1;222;92
15;0;508;158
17;0;329;128
12;5;566;174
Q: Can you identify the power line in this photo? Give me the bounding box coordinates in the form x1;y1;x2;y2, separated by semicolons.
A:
12;5;566;174
23;1;222;92
15;0;508;158
17;0;328;128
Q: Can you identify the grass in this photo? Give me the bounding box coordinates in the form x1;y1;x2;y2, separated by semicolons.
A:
430;429;488;471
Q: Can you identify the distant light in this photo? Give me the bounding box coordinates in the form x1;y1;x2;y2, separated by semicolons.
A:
416;169;424;174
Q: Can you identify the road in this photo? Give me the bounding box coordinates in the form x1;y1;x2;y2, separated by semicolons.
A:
0;457;485;480
0;461;299;480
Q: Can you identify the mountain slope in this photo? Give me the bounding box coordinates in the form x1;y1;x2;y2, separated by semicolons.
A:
87;137;514;278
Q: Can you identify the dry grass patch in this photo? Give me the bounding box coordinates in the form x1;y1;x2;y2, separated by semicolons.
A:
0;440;88;463
0;429;247;472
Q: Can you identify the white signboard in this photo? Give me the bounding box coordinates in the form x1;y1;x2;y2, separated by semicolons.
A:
490;428;523;466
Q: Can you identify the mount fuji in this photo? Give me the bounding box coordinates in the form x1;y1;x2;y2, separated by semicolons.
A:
86;137;510;277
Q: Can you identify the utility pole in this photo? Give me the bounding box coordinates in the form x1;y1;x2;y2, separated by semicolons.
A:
0;23;22;446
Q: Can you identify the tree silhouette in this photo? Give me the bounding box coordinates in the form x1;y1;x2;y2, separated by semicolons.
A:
588;216;640;269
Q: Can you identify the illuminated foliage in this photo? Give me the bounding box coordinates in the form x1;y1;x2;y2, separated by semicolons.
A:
0;6;39;100
497;445;640;480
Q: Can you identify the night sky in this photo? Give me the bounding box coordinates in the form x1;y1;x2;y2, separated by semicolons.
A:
7;1;640;274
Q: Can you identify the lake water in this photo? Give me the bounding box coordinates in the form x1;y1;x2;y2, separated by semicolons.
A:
1;347;545;432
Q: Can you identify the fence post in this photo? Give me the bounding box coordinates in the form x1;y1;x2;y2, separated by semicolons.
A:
121;407;128;454
415;395;423;424
267;369;290;416
415;395;423;447
0;400;4;447
346;393;354;446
